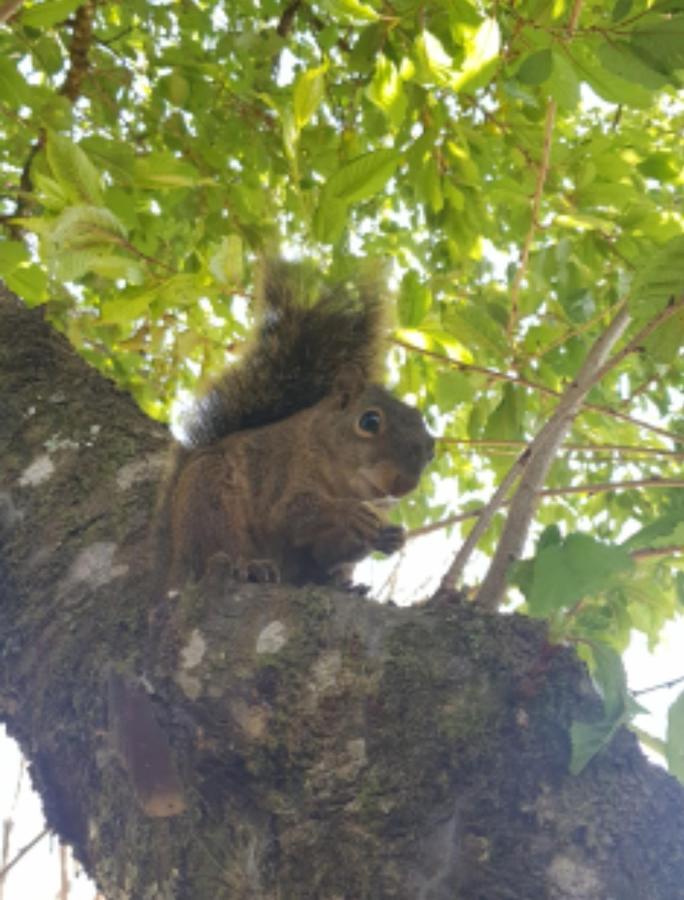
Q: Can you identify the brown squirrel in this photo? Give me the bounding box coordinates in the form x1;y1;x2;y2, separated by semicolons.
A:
158;259;434;590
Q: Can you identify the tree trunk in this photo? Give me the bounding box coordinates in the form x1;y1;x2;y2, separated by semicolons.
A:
1;286;683;900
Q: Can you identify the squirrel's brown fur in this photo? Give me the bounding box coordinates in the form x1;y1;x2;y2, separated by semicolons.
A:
157;260;434;590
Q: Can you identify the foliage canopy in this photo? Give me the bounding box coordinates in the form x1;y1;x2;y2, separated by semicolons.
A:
2;0;684;770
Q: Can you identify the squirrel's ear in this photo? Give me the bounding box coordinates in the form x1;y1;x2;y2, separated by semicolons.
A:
331;365;365;409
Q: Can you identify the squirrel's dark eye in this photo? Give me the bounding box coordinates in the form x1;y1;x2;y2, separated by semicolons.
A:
358;410;382;435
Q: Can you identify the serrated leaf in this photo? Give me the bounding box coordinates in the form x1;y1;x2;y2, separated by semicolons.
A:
319;0;378;22
548;51;580;108
517;49;553;85
434;371;474;410
325;149;401;204
0;240;30;273
444;305;508;361
294;63;327;130
631;19;684;74
21;0;83;28
570;40;652;108
46;132;104;206
414;30;453;86
451;17;500;91
5;264;48;305
666;691;684;784
398;271;432;327
32;172;71;212
630;236;684;314
313;195;348;244
0;58;31;105
570;718;621;774
483;383;524;442
51;205;127;251
590;642;628;721
525;534;633;617
366;55;406;127
209;235;243;286
99;292;155;326
598;42;670;90
133;153;200;189
623;515;684;552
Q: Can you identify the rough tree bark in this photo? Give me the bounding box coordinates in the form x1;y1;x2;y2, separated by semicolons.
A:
1;285;684;900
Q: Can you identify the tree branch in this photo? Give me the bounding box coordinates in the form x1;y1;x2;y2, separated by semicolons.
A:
471;304;631;608
410;477;684;540
396;337;684;446
506;98;556;340
0;829;48;883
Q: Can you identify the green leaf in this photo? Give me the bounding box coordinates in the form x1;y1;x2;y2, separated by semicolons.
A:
50;205;127;251
548;51;580;108
99;292;155;326
313;195;348;244
570;41;653;108
630;236;684;315
483;383;524;442
46;132;104;206
525;534;633;617
570;718;621;774
208;235;243;286
398;271;432;327
434;371;475;409
0;58;31;105
366;55;407;127
666;690;684;784
414;30;453;86
5;264;48;305
133;153;201;189
0;240;30;272
294;63;328;130
21;0;83;28
517;49;553;85
444;305;508;361
631;19;684;75
325;149;401;204
451;17;501;91
318;0;379;23
590;642;629;720
598;42;670;90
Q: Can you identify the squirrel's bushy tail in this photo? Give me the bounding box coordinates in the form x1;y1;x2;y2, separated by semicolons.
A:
182;259;389;448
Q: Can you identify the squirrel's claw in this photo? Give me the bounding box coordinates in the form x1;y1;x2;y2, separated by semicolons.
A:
374;524;405;555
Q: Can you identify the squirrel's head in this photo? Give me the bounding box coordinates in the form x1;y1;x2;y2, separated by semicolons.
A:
315;367;435;501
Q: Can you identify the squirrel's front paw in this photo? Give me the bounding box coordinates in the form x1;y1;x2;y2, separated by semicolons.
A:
241;559;281;584
374;524;405;555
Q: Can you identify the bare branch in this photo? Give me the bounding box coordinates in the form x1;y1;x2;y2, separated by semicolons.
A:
0;0;23;23
630;545;684;562
507;98;557;339
410;477;684;540
439;437;684;460
396;337;684;446
0;828;48;883
633;673;684;696
473;304;631;609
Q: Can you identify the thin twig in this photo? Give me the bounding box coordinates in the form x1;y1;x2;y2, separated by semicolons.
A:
0;828;48;882
409;477;684;540
439;437;684;459
630;545;684;561
397;337;684;446
633;673;684;697
592;294;684;385
507;98;557;339
468;304;631;608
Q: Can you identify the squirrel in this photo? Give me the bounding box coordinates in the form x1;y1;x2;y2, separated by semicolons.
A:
157;259;435;591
